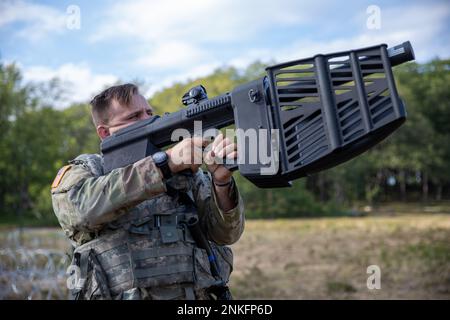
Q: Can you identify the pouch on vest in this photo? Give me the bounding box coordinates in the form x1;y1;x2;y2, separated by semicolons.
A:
69;249;111;300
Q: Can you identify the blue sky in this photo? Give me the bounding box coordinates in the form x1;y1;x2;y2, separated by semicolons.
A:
1;0;449;107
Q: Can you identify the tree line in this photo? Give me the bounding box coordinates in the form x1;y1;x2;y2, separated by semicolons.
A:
0;58;449;224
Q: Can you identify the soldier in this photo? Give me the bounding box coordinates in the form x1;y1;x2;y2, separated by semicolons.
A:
51;84;244;300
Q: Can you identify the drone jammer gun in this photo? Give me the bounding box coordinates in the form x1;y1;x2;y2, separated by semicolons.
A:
101;42;415;188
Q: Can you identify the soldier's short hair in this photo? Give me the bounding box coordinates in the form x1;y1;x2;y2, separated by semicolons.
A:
90;83;139;126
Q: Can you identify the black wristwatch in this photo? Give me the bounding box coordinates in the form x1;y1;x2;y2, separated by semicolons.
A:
152;151;172;180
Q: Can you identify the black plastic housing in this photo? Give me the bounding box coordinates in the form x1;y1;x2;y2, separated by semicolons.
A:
101;42;415;188
228;43;412;187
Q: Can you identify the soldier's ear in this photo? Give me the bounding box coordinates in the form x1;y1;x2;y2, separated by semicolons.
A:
97;125;110;140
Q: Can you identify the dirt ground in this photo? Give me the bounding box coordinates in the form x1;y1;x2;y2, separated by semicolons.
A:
1;213;449;300
229;214;450;299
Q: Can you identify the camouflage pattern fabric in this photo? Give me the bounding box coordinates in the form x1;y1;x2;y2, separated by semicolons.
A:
51;154;244;299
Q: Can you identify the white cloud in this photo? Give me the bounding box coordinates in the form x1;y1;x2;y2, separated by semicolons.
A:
23;63;118;108
90;0;317;44
89;0;326;76
89;0;449;98
4;1;448;110
136;41;210;70
89;0;333;95
0;0;67;41
230;3;450;66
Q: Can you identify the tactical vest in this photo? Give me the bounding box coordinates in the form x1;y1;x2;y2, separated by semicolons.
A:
68;155;233;300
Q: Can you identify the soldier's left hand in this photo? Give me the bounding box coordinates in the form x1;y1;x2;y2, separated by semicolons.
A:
204;133;237;184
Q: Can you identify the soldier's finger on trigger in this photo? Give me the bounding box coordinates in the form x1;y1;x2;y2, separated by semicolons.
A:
227;151;237;159
214;136;226;154
215;137;231;157
212;133;223;150
217;143;235;158
223;137;233;150
191;136;210;149
204;150;215;165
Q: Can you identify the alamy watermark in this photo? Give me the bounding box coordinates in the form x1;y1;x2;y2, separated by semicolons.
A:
66;5;81;30
170;121;281;175
367;265;381;290
366;5;381;30
66;264;84;291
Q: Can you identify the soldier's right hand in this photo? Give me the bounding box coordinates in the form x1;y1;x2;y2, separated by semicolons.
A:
166;137;210;174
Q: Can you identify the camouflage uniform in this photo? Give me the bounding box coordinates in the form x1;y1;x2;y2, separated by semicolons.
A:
51;154;245;300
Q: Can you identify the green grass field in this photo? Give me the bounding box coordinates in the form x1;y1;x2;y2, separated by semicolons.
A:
1;212;449;299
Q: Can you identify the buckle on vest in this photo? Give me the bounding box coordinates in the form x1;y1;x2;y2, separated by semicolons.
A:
160;225;179;243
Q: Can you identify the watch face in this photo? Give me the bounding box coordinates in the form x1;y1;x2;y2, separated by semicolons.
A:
153;151;167;165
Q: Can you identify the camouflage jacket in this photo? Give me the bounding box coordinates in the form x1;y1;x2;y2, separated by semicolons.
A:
50;154;245;299
51;154;245;246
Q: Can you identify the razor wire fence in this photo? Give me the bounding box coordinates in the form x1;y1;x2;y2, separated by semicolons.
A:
0;229;72;300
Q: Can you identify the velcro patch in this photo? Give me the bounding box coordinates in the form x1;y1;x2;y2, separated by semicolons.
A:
51;165;72;189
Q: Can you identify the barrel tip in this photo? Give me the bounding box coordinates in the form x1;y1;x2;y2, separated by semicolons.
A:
402;41;415;62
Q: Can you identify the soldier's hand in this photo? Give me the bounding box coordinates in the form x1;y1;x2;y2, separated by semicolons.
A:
166;137;210;174
204;133;237;184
